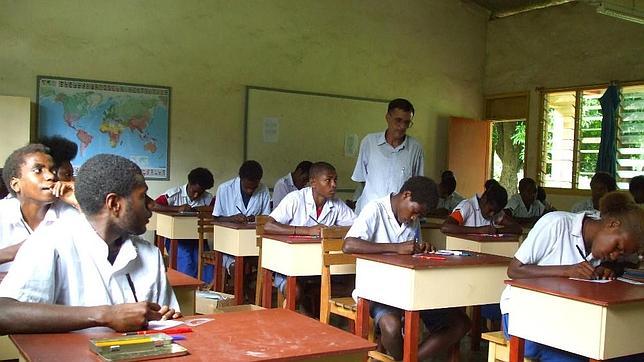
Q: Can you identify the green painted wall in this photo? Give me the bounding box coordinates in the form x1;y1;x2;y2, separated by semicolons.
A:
0;0;487;197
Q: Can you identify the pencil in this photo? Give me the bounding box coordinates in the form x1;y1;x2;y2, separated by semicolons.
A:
575;245;587;262
308;215;322;225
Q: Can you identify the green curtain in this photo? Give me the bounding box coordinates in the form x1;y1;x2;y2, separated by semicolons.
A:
596;85;619;177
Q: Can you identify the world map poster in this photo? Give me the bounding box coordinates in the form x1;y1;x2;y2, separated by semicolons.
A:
37;76;170;180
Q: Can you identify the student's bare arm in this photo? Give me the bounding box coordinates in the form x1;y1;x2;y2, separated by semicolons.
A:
498;214;524;234
264;218;320;236
440;217;494;234
0;242;24;265
342;237;418;254
0;298;164;334
507;258;595;279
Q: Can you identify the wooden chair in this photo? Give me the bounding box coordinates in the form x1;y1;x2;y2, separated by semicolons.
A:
482;331;534;362
196;207;215;284
254;215;269;305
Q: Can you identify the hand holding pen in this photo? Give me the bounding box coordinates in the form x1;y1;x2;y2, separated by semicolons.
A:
570;245;596;279
235;206;252;223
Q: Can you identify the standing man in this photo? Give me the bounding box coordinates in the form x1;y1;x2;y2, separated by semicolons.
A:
351;98;424;214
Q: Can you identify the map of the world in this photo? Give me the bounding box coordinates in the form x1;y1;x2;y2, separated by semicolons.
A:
37;76;170;179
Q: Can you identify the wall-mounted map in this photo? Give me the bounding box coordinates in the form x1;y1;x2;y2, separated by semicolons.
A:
37;76;170;179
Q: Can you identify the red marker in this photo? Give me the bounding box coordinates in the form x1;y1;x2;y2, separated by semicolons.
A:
123;327;193;335
412;254;447;261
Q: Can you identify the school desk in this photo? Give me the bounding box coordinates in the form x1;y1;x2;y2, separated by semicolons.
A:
260;234;355;311
154;211;200;269
9;308;376;362
0;272;18;360
211;221;259;305
167;269;203;316
421;220;447;250
444;233;521;258
354;252;511;362
506;277;644;361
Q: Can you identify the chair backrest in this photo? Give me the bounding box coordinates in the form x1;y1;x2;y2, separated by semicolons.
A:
197;207;214;236
321;226;354;267
255;215;269;247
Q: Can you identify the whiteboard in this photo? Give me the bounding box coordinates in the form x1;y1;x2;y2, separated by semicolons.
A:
244;86;389;192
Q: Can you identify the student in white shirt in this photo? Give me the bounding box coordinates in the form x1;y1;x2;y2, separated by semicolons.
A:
0;144;78;272
351;98;424;214
0;154;180;334
272;161;312;208
505;177;545;224
265;162;355;314
442;182;522;235
629;175;643;205
429;171;464;216
343;176;470;361
501;192;643;361
571;172;617;215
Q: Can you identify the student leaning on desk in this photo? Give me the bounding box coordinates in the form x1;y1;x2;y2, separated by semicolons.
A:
500;191;643;362
0;154;180;334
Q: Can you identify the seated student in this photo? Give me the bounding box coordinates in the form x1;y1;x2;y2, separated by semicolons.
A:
265;162;355;314
537;186;556;212
442;181;522;235
500;192;643;362
0;144;78;272
272;161;312;208
152;167;215;280
630;175;644;206
430;171;464;216
38;135;78;182
213;160;271;290
0;154;180;334
505;177;545;225
342;176;471;361
571;171;617;215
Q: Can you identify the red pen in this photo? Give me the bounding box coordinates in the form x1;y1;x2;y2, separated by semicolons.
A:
412;253;447;261
123;327;193;335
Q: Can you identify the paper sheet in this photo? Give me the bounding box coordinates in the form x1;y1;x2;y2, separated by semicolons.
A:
568;278;612;283
147;320;184;330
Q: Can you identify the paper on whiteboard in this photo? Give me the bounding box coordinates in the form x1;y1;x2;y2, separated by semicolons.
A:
263;117;279;143
345;133;358;157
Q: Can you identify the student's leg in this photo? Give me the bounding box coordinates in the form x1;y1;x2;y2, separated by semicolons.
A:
168;239;198;277
418;307;471;360
371;302;404;360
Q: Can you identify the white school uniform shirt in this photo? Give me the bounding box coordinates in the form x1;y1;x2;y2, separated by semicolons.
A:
161;184;213;208
272;173;298;208
499;211;600;315
571;198;598;216
0;198;78;272
351;132;424;214
345;194;420;244
451;195;503;227
212;177;271;217
0;213;179;310
436;191;465;212
505;194;545;218
270;187;355;227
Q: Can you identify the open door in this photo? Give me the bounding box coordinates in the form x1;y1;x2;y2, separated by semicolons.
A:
448;117;492;198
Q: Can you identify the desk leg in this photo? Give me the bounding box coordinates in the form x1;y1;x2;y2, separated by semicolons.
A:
285;276;297;311
403;310;419;362
470;305;481;351
234;256;245;305
356;298;370;339
214;251;224;292
155;233;164;253
261;268;273;309
509;335;525;362
169;239;178;270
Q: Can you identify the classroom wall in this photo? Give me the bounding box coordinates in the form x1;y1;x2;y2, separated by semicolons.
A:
0;0;488;198
483;1;644;210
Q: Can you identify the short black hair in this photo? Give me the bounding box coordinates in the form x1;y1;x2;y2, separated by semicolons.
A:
441;170;455;181
518;177;537;192
483;183;508;209
188;167;214;189
537;186;547;202
388;98;414;115
484;178;500;191
309;161;336;179
38;135;78;168
591;172;617;191
399;176;438;210
75;154;146;215
239;160;263;181
630;175;644;193
0;168;8;199
440;175;457;195
295;161;313;174
2;144;50;197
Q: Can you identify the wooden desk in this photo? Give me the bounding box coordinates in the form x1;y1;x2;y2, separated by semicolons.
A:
0;272;19;360
10;309;376;362
354;252;511;362
261;234;355;310
444;233;521;258
421;221;447;250
154;211;200;269
506;278;644;361
167;269;203;316
212;221;259;305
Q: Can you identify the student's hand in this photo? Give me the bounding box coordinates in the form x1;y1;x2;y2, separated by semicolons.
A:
158;305;182;320
305;225;322;237
230;214;247;223
425;243;437;253
566;261;596;279
177;204;192;212
246;215;256;223
593;266;615;280
51;181;79;209
105;302;163;332
397;241;417;255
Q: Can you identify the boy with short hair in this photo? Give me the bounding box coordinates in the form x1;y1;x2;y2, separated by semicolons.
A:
343;176;471;361
0;154;179;334
430;171;464;216
272;160;312;208
505;177;545;224
571;172;617;215
629;175;644;205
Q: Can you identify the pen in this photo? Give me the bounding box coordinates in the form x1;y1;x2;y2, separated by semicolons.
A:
123;327;193;335
412;254;447;261
575;245;588;262
308;215;322;225
235;206;246;216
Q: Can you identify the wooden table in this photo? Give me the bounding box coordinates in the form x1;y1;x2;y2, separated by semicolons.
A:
211;221;259;305
0;272;19;360
261;234;355;310
421;220;447;250
154;211;200;270
354;252;511;362
506;278;644;361
10;308;376;362
167;269;203;316
444;233;521;258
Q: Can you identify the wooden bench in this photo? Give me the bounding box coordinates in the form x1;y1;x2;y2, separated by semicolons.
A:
482;331;533;362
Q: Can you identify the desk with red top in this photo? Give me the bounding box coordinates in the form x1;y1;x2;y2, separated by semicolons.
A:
260;234;355;311
354;252;511;362
211;221;258;305
167;269;203;316
10;308;376;362
506;278;644;361
154;211;200;270
444;233;521;258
